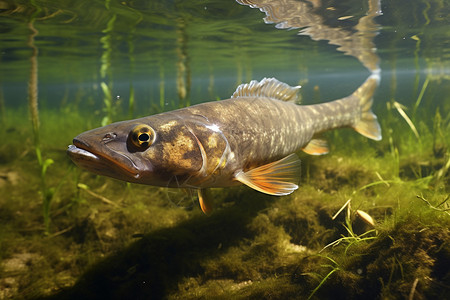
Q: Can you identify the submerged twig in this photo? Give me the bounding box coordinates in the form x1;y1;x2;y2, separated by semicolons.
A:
416;194;450;216
77;183;121;208
47;225;75;239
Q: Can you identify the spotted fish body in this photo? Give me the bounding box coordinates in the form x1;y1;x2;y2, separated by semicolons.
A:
68;75;381;213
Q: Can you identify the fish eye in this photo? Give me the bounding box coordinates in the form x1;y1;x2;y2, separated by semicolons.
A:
129;124;156;150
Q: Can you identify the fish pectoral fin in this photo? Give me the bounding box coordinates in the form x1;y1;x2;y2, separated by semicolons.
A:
235;153;301;196
302;138;329;155
198;189;213;215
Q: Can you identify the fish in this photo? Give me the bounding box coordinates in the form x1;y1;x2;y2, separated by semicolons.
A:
67;74;381;214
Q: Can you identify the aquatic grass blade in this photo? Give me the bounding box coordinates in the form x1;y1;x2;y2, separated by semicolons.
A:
393;101;420;140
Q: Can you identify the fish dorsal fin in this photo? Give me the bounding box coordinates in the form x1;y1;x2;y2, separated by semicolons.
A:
232;78;301;103
302;138;329;155
198;189;213;215
234;153;301;196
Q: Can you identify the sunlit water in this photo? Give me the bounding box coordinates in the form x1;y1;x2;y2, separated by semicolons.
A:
1;0;448;114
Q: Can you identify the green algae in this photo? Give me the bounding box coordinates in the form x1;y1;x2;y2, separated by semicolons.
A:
0;90;449;299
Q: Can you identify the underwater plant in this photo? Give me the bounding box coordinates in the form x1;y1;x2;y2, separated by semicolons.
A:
176;18;191;108
159;58;166;111
0;88;5;126
126;5;142;119
99;12;116;126
27;14;56;234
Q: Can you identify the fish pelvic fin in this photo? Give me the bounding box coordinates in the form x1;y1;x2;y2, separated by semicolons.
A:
235;153;301;196
302;138;329;155
232;78;301;103
353;74;382;141
198;189;213;215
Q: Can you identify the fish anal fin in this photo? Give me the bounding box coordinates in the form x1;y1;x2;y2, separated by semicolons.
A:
302;138;329;155
198;189;213;215
232;78;301;103
235;153;301;196
354;112;382;141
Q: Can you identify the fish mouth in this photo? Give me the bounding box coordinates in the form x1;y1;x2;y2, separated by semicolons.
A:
67;139;141;179
67;144;100;161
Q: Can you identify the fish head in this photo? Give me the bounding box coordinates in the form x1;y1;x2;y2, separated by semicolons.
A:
67;115;230;188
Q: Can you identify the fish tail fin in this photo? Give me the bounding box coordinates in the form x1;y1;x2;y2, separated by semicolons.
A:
353;73;382;141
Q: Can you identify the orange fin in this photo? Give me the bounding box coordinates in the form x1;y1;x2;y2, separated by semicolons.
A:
198;189;213;215
235;153;301;196
302;138;329;155
353;74;382;141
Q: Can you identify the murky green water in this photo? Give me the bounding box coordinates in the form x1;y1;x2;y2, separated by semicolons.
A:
0;0;449;299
